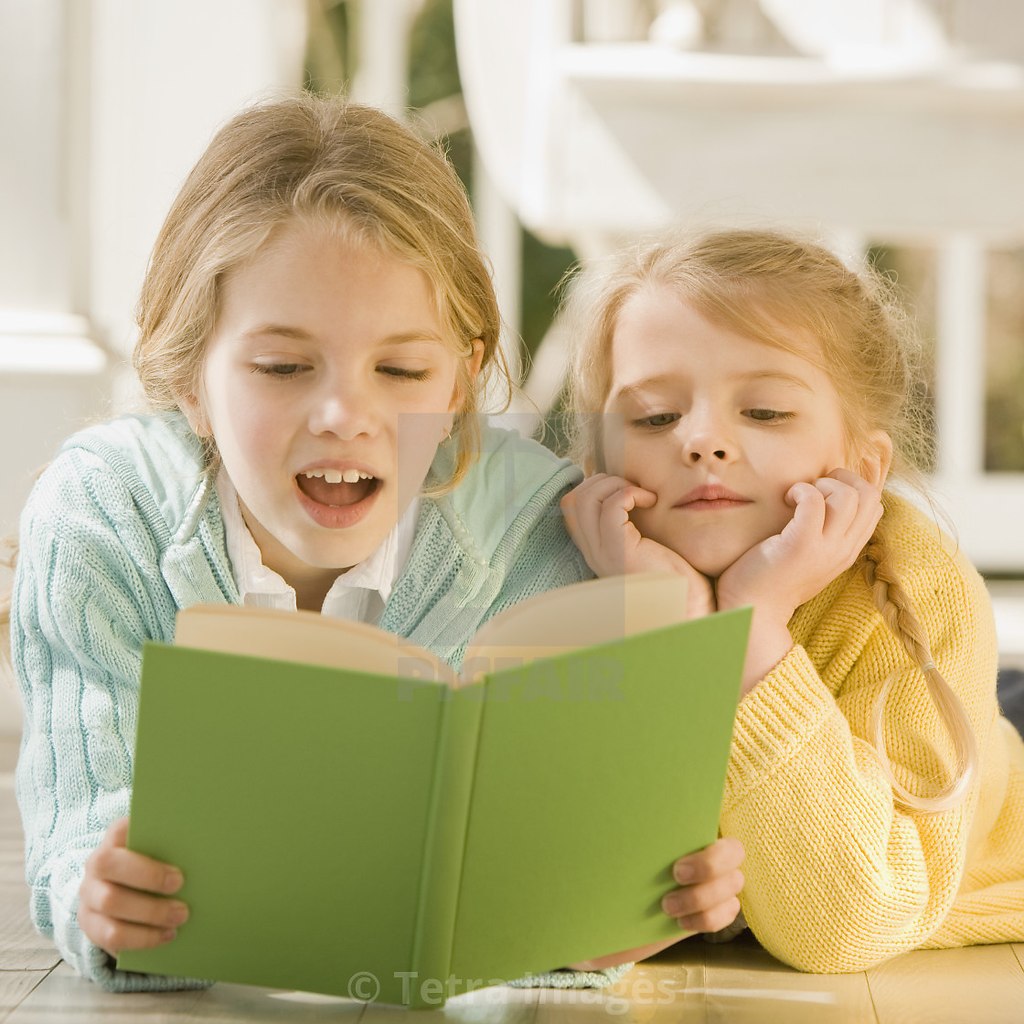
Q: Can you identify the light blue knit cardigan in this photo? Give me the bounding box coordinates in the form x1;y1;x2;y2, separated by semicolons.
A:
12;412;628;993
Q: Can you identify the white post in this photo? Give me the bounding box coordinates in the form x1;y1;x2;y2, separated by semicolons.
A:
352;0;415;117
473;149;524;413
934;236;987;479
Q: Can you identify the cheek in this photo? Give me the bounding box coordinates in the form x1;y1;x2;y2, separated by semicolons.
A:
600;417;639;478
203;376;284;473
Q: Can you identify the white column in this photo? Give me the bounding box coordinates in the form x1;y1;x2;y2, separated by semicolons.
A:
934;236;987;479
0;0;309;543
473;149;523;401
352;0;415;116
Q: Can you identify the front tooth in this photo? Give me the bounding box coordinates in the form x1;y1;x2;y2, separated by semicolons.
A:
341;469;361;484
322;469;343;484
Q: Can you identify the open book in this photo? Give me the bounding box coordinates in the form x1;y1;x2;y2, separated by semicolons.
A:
119;574;751;1007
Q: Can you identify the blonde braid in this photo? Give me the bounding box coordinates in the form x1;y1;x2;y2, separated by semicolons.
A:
862;524;978;813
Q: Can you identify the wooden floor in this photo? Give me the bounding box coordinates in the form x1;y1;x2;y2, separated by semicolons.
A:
2;738;1024;1022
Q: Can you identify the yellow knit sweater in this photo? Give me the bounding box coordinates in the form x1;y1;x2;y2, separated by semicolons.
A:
721;494;1024;972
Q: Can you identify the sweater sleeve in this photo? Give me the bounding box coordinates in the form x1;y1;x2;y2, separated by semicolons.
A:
720;553;1000;973
12;451;209;991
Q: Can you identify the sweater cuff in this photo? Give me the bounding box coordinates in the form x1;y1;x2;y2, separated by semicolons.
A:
507;963;633;989
724;644;835;807
79;944;211;993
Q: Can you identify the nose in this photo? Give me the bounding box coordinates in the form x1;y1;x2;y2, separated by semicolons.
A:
306;381;376;440
682;405;736;465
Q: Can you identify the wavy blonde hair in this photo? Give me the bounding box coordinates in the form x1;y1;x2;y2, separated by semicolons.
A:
563;229;977;813
133;92;509;489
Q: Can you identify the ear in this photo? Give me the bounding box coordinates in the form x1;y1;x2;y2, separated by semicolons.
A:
178;392;211;439
448;339;485;413
858;430;893;488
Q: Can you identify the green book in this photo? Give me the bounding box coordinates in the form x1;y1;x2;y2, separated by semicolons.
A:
119;574;750;1007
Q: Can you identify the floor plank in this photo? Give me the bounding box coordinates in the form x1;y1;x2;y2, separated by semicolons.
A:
188;983;368;1022
605;939;710;1023
0;970;50;1023
866;943;1024;1024
0;883;59;972
700;933;876;1024
364;982;536;1022
7;962;206;1023
0;776;54;974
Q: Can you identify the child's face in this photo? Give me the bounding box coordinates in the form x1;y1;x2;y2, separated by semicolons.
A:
602;286;850;578
185;219;477;593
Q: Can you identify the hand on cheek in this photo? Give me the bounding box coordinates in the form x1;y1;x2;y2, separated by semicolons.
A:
716;466;884;693
560;475;715;617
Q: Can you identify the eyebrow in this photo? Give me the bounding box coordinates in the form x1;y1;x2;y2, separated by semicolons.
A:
240;324;446;345
611;369;813;402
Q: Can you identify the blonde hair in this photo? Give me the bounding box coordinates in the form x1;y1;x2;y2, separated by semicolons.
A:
134;93;509;490
564;228;977;813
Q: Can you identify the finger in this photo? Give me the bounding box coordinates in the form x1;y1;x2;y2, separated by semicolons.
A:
828;466;878;492
77;906;178;956
570;483;630;572
672;836;745;885
79;875;189;930
824;469;884;543
677;896;743;936
561;476;631;550
829;467;884;523
103;817;132;847
662;868;745;919
87;843;184;896
814;477;860;535
572;473;657;510
781;482;826;541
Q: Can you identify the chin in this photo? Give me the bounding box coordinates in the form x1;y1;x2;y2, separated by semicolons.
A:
674;545;740;580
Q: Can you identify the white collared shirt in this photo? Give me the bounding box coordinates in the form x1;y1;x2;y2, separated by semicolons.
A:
215;470;419;624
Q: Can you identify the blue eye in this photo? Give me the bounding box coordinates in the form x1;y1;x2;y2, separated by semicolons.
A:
378;366;432;381
251;363;306;378
633;412;680;429
745;408;793;423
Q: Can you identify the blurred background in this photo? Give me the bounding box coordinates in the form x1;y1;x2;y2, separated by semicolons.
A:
1;0;1023;738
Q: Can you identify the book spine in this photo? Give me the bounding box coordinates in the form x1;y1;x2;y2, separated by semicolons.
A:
407;685;485;1007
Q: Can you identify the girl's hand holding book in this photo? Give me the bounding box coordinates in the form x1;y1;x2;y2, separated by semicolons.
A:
77;817;189;955
560;474;715;618
567;836;746;970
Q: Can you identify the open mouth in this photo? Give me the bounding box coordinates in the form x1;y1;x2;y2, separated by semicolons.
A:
296;468;381;508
